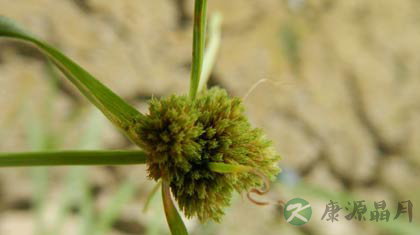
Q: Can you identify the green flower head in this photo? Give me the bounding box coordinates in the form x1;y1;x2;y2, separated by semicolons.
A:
134;87;280;222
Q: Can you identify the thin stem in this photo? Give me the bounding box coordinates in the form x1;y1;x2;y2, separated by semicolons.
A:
143;179;162;212
208;162;253;173
189;0;208;99
0;150;147;167
162;180;189;235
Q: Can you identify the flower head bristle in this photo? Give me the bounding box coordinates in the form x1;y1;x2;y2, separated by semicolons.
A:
134;87;280;222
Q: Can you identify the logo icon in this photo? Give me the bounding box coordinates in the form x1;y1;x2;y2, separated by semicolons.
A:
284;198;312;226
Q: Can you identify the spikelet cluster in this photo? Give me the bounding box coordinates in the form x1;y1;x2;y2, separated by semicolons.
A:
134;87;280;222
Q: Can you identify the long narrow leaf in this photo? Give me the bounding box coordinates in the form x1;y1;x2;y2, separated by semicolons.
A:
162;180;189;235
208;162;253;173
0;150;147;167
143;180;162;212
189;0;208;99
0;16;144;134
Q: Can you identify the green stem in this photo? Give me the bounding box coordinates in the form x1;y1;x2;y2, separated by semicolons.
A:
208;162;253;173
0;150;147;167
143;179;162;212
162;180;189;235
189;0;208;99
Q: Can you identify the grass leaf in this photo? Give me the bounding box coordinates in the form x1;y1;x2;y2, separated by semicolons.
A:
189;0;208;99
208;162;253;173
143;180;162;213
0;150;147;167
162;180;189;235
0;16;144;134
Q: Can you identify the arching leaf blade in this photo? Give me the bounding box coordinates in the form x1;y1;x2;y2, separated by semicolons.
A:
162;180;189;235
0;16;144;133
0;150;147;167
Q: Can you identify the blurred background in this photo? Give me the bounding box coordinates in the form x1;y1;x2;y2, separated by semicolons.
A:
0;0;419;234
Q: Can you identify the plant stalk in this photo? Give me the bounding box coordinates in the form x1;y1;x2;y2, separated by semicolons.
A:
162;180;188;235
0;150;147;167
189;0;208;99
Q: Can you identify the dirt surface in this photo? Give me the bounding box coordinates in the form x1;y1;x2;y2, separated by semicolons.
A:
0;1;419;235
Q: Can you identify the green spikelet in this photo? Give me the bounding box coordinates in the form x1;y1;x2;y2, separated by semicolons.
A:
134;87;280;222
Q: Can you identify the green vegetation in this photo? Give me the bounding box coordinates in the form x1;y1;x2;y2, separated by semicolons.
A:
0;1;280;234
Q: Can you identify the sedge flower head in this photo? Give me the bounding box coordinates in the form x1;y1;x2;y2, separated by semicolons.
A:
135;87;280;222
